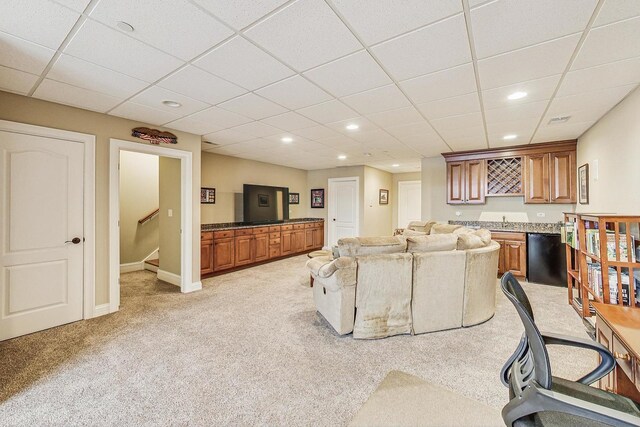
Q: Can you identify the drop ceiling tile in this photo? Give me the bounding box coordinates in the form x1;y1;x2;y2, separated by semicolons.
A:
193;0;289;30
34;79;124;113
316;135;359;148
573;17;640;70
486;118;539;140
255;75;332;110
292;125;341;140
65;20;183;82
545;84;637;122
0;65;38;94
443;134;488;152
226;121;283;138
489;132;535;148
89;0;232;61
386;120;437;139
417;92;480;120
478;34;580;89
399;63;477;104
366;106;423;128
297;100;359;123
110;101;184;124
218;93;287;120
484;100;548;124
401;135;450;157
341;84;411;115
203;127;255;145
194;36;294;90
130;86;210;116
244;0;362;71
0;0;79;49
330;0;462;45
532;120;595;142
158;65;246;105
560;57;640;97
54;0;91;12
0;31;56;74
47;54;148;98
471;0;596;59
431;111;484;132
260;111;317;131
189;106;253;129
593;0;640;27
481;74;561;110
165;116;224;135
350;129;398;145
372;14;471;81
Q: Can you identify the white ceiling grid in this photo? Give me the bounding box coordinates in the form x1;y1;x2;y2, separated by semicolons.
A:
0;0;638;172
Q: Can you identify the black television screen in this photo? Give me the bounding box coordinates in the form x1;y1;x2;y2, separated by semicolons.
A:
243;184;289;224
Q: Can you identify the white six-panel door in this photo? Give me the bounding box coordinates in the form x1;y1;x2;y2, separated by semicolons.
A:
328;177;359;247
0;131;84;341
397;180;422;229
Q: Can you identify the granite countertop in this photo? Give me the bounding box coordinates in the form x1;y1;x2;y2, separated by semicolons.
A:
202;218;324;231
448;220;561;234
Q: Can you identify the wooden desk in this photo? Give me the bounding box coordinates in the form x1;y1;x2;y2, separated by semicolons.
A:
593;303;640;402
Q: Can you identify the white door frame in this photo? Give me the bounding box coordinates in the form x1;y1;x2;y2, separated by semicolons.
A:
397;180;421;228
327;176;360;245
0;119;97;319
109;138;196;314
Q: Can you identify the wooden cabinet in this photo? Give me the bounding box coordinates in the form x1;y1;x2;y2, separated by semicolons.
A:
281;230;294;256
447;160;485;204
234;235;253;266
254;232;269;262
213;238;234;271
201;232;214;276
492;231;526;278
313;224;324;248
524;153;549;203
550;151;576;203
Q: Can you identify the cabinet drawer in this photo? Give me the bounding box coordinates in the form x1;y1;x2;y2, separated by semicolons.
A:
269;226;281;232
253;227;269;235
201;231;213;241
235;228;253;236
269;232;280;239
293;224;305;230
491;231;526;242
269;246;281;258
213;230;234;239
281;224;293;231
304;222;315;229
270;238;281;245
613;335;634;381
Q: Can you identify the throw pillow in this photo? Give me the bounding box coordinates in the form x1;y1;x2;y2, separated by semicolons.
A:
406;234;458;253
457;233;485;250
452;227;474;235
402;229;427;237
407;220;437;234
430;223;463;234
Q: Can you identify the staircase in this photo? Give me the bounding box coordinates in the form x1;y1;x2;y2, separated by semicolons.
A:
144;258;159;273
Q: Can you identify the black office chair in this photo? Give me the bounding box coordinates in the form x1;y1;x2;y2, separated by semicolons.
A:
500;272;640;426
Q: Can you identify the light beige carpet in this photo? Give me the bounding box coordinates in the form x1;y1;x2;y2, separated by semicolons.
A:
349;370;503;426
0;255;594;426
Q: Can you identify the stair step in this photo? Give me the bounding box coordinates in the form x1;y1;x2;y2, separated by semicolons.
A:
145;259;159;267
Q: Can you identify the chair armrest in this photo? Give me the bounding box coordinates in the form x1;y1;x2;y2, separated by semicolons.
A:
542;332;615;385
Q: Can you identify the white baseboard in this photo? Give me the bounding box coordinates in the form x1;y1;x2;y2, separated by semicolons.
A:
144;262;159;273
157;269;181;287
143;248;159;262
183;281;202;293
93;303;111;318
120;262;143;273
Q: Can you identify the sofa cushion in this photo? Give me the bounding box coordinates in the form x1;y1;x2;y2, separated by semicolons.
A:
407;220;436;234
407;234;458;253
430;223;462;234
338;236;407;257
452;227;474;234
402;229;427;237
456;229;493;250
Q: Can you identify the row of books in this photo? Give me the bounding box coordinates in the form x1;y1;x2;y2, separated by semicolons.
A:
562;222;638;262
586;263;640;306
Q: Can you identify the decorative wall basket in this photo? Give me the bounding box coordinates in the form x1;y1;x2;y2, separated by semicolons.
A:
132;127;177;145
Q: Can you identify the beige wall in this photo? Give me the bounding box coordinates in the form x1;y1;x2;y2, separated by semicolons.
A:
421;156;574;223
159;157;182;276
0;90;201;306
201;151;308;224
577;86;640;214
391;172;421;228
362;166;393;236
119;151;159;264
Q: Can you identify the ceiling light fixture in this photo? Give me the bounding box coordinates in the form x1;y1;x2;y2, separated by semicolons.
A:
345;124;359;130
338;155;347;160
281;136;293;143
116;21;135;32
162;100;182;108
507;91;527;100
392;164;400;167
503;134;518;140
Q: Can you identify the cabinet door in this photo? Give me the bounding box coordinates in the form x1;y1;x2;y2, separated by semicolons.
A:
596;318;615;392
293;230;306;253
213;238;235;271
447;161;465;204
524;153;550;203
254;233;269;262
550;151;576;203
496;240;505;276
304;228;315;250
201;240;214;275
466;159;485;204
313;226;324;249
234;235;253;266
504;241;527;277
281;231;294;255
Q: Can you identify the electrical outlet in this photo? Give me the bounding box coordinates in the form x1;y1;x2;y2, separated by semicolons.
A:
168;209;173;217
537;212;545;218
455;211;461;217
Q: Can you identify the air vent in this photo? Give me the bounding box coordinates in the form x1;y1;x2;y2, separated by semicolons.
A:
548;115;571;125
202;140;219;146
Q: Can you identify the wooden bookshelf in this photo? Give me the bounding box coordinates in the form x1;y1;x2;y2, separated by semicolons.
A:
564;213;640;319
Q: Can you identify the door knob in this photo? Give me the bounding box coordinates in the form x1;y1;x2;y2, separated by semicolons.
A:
65;237;82;244
333;218;336;221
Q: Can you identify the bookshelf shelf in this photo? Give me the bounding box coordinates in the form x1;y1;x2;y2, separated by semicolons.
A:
564;213;640;319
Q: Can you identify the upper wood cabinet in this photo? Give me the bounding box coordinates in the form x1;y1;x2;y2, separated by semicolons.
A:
447;160;485;204
524;153;550;203
550;151;576;203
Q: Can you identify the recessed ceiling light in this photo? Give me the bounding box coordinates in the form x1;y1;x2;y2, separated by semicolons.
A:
345;124;359;130
503;134;517;140
507;91;527;100
116;21;134;32
392;164;400;167
338;154;347;160
281;136;293;143
162;100;182;108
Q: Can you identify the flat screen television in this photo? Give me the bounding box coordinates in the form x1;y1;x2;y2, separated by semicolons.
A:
243;184;289;224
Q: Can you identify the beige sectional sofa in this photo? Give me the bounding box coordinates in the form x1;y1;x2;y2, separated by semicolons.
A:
306;222;500;339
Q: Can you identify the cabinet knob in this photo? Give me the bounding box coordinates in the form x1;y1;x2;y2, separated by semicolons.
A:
614;351;631;361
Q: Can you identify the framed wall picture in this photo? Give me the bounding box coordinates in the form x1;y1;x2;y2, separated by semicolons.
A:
289;192;299;204
379;189;389;205
201;187;215;204
258;194;270;207
579;163;589;204
311;189;324;208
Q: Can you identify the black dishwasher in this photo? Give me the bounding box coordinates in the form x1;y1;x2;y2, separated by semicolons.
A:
527;233;567;286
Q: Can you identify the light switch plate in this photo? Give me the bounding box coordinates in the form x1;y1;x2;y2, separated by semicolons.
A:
168;209;173;217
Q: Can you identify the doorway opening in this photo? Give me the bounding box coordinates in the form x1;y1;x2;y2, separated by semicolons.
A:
327;177;360;247
397;180;422;229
